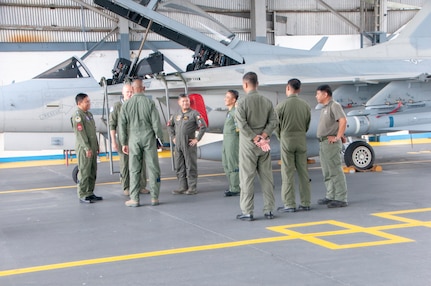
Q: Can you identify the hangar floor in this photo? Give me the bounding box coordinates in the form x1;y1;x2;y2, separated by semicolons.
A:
1;142;431;285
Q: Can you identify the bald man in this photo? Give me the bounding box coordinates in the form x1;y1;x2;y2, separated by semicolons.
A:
109;83;149;197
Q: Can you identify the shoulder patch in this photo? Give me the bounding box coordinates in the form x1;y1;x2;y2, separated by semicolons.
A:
75;116;81;123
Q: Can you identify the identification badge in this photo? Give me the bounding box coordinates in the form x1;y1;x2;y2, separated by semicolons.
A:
176;115;182;121
183;116;189;121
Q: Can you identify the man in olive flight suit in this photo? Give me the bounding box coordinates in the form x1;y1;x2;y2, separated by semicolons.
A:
222;89;240;197
109;82;149;196
235;72;278;221
119;79;163;207
72;93;102;203
275;78;311;213
168;94;207;195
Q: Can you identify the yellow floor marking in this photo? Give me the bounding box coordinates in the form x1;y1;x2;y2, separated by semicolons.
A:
0;175;180;195
368;138;431;146
407;150;431;154
2;139;430;169
1;208;430;277
267;219;414;250
0;236;294;277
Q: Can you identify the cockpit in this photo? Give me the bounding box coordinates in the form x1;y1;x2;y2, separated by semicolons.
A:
94;0;243;81
34;57;91;79
156;0;241;71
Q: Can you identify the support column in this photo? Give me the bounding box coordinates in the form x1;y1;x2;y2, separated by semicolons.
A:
118;17;131;59
251;0;267;43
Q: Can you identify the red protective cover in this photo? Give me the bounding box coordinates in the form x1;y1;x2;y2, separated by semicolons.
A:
189;93;209;127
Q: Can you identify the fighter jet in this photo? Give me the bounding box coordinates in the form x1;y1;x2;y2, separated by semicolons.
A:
1;0;431;173
92;0;431;170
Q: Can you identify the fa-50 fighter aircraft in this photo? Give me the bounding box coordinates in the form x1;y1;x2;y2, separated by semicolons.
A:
1;0;431;172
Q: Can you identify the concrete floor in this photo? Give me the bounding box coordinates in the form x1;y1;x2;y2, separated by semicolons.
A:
1;142;431;285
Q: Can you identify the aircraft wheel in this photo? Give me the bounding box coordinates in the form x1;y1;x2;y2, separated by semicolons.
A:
72;166;79;184
344;141;375;170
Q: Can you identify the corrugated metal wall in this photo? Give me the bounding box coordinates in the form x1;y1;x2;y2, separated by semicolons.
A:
0;0;116;42
0;0;425;44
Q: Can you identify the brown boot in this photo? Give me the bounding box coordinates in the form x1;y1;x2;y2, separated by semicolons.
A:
125;199;139;207
184;189;197;195
172;189;187;195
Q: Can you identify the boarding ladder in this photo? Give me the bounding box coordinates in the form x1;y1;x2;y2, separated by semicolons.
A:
100;76;120;176
155;72;188;170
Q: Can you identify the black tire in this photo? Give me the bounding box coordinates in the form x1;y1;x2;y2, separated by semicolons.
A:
344;141;375;170
72;166;79;184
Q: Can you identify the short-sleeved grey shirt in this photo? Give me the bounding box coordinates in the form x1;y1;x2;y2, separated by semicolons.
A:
316;99;346;138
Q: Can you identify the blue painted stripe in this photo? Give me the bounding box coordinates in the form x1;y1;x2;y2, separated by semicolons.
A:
0;152;118;163
389;116;394;128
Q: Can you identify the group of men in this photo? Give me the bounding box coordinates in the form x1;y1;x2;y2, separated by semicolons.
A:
71;72;348;216
72;79;207;207
223;72;349;221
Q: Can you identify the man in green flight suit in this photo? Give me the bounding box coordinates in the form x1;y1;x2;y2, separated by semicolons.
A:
222;89;240;197
235;72;278;221
168;94;207;195
71;93;102;203
119;79;163;207
275;78;311;213
109;82;149;196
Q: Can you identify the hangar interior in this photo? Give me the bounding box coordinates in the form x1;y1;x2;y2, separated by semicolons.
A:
0;0;429;163
0;0;425;84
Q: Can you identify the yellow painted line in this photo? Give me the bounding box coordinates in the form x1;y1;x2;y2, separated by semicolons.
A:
368;138;431;146
0;159;71;169
377;159;431;166
1;208;430;277
0;180;170;195
0;185;77;194
0;235;294;277
268;219;415;250
407;150;431;154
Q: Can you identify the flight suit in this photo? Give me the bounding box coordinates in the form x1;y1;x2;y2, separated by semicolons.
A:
275;94;311;209
72;108;99;199
317;99;348;203
167;108;207;192
119;93;163;203
109;101;147;192
222;107;240;194
235;90;278;215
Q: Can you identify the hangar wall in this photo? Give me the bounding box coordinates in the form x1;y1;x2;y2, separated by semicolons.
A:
0;0;425;85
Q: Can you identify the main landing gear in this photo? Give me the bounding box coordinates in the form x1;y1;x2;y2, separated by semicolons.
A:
343;141;382;172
